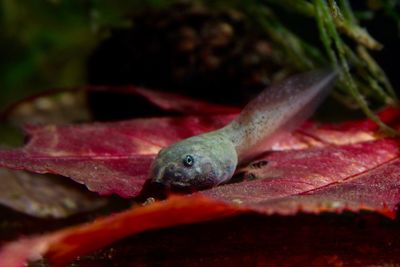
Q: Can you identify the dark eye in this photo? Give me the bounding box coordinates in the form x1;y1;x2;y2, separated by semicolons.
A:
183;155;194;167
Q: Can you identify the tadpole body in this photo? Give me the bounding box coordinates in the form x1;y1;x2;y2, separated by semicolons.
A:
149;69;338;191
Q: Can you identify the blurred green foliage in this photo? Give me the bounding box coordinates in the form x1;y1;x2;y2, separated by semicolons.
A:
0;0;173;108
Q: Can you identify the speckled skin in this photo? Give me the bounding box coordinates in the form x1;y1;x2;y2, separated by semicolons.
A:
149;69;337;191
150;131;237;190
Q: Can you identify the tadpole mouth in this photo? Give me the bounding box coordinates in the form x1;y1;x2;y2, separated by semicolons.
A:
170;181;193;191
149;165;193;192
142;167;194;200
150;179;194;193
152;178;193;192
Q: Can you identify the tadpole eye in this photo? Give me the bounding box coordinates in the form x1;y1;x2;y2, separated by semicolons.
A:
183;155;194;167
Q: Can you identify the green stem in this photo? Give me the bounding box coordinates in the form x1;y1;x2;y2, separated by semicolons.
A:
357;46;398;101
315;0;398;135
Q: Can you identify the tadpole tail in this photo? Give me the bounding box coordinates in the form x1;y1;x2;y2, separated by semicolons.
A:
223;67;338;161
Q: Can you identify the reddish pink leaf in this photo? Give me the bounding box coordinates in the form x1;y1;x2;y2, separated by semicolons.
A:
0;115;234;197
0;109;390;198
205;138;400;218
1;102;400;266
2;139;400;266
1;122;400;265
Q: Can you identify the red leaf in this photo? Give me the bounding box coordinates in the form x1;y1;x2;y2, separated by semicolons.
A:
1;136;400;266
1;96;400;265
0;195;240;267
0;111;386;198
2;137;400;266
0;115;234;197
205;138;400;218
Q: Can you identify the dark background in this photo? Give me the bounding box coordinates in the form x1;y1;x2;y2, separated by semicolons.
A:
0;1;399;113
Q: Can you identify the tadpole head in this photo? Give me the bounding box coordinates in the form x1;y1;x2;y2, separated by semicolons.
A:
148;134;237;192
